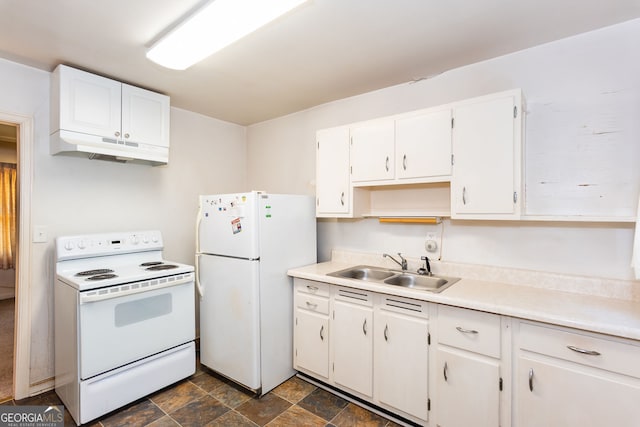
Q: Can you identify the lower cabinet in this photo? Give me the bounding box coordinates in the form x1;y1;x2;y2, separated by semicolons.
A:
293;278;640;427
374;295;430;422
435;305;507;427
293;280;330;380
293;279;432;425
514;320;640;427
332;287;374;398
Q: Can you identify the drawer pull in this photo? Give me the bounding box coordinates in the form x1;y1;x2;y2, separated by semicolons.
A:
306;285;319;292
528;368;534;392
384;324;389;341
567;345;601;356
319;325;324;341
443;362;448;382
456;326;479;335
305;301;318;309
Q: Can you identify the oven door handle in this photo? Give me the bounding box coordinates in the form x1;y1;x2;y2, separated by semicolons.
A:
79;274;194;304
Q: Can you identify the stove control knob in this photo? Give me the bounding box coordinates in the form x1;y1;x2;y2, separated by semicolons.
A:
64;241;74;251
77;239;86;250
142;235;149;244
130;235;139;245
151;234;159;243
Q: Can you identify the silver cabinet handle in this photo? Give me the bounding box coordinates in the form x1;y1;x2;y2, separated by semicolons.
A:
124;133;130;139
306;285;318;292
305;301;318;309
402;154;407;170
443;362;448;382
385;156;389;172
384;324;389;341
362;319;368;335
456;326;479;334
462;186;467;205
340;192;345;206
114;131;121;137
319;325;324;341
528;368;534;392
567;345;601;356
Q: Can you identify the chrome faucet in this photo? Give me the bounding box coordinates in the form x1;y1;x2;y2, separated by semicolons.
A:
418;255;433;276
383;252;407;272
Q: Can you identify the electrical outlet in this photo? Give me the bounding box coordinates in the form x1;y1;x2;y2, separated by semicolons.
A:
425;233;438;252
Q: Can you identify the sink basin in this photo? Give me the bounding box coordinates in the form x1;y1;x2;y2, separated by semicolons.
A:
383;273;458;292
328;265;395;281
327;265;460;293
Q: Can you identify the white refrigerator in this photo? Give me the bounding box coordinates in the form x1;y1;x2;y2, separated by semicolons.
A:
196;191;317;395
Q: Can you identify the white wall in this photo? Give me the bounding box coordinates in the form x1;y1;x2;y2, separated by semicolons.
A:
247;19;640;282
0;58;247;387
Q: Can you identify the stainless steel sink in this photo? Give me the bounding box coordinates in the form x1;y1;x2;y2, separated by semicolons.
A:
328;265;395;281
383;273;459;292
327;265;460;293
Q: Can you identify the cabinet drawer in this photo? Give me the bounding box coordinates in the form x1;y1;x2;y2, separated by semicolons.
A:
296;293;329;315
295;279;330;298
438;305;501;358
518;321;640;379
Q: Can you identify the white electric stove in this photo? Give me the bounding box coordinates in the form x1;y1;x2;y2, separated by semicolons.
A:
54;230;195;425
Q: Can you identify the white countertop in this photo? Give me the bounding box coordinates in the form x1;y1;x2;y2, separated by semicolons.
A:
288;259;640;342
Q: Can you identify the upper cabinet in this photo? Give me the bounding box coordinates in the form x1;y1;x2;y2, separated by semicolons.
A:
451;89;523;219
51;65;170;165
395;107;452;182
350;106;453;185
350;119;395;182
316;127;370;218
314;89;524;219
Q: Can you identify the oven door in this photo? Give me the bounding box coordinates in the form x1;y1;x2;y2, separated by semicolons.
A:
78;274;195;379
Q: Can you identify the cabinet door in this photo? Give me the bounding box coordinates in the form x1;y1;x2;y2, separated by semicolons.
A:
121;84;170;148
294;309;329;379
395;108;452;180
436;347;500;427
516;356;640;427
374;310;429;421
58;65;121;139
332;300;373;397
451;92;521;218
316;127;350;215
350;119;395;182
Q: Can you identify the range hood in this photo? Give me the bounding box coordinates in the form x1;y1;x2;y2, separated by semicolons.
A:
51;130;168;166
50;64;171;167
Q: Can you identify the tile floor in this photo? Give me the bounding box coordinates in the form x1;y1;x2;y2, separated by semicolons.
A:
1;361;405;427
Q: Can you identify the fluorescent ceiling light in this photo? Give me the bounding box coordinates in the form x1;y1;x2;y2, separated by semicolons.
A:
147;0;309;70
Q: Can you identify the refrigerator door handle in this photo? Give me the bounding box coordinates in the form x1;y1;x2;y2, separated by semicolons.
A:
195;200;205;298
195;254;205;298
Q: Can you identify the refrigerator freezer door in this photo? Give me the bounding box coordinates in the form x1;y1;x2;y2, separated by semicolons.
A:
199;192;260;259
198;254;261;391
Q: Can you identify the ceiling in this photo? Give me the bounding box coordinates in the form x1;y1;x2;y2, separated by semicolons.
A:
1;1;639;126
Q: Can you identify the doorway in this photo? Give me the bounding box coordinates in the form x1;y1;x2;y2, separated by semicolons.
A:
0;122;17;402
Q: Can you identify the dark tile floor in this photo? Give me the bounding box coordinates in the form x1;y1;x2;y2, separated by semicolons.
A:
1;362;404;427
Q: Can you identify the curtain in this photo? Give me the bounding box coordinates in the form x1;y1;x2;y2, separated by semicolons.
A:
0;162;16;269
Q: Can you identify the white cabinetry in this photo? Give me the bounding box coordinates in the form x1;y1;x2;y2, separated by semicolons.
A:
374;295;430;423
435;305;509;427
331;287;374;398
350;119;395;183
451;89;523;219
514;321;640;427
293;280;330;380
51;64;170;164
316;127;353;216
395;107;452;182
